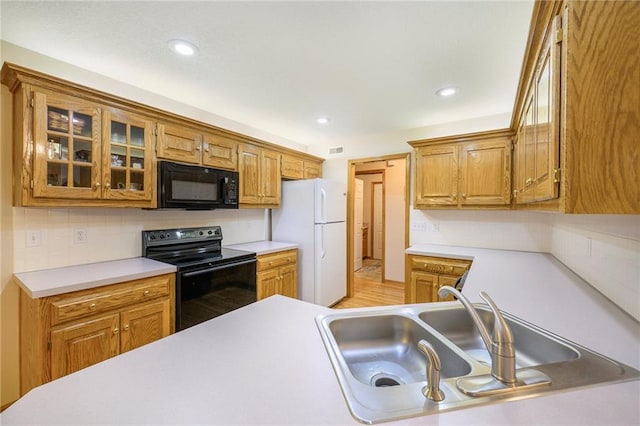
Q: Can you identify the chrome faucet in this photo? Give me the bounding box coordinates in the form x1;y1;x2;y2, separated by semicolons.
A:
417;340;445;402
438;286;517;385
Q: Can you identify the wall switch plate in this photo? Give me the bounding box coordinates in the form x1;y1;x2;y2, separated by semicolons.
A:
74;228;88;244
26;230;42;247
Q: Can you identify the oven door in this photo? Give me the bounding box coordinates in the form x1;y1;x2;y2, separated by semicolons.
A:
176;258;256;331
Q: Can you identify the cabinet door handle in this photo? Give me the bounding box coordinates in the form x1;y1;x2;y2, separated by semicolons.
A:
452;194;457;200
195;143;202;151
94;182;101;190
113;327;119;335
462;193;467;199
123;324;129;331
104;182;111;190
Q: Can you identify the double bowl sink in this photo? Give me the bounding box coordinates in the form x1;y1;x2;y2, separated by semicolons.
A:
316;303;640;424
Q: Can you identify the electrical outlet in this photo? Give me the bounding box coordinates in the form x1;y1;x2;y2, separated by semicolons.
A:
411;221;427;231
74;228;88;244
26;230;42;247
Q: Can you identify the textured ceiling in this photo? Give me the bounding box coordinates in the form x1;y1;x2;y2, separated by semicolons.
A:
1;1;534;147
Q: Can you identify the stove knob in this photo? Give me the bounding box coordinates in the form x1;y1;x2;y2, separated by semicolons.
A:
208;230;213;235
159;234;165;239
199;231;204;236
150;234;156;240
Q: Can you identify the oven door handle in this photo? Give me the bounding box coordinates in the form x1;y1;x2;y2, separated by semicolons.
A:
181;259;256;278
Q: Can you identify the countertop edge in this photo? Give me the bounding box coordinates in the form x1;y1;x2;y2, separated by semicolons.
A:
13;258;177;299
225;240;299;256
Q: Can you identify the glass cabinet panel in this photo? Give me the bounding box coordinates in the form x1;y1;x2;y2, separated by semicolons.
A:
33;90;101;199
103;111;152;201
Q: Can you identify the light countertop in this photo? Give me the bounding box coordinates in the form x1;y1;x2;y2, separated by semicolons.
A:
2;245;639;425
13;257;177;298
225;240;298;256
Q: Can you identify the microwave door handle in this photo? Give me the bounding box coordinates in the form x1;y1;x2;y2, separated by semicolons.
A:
181;259;256;278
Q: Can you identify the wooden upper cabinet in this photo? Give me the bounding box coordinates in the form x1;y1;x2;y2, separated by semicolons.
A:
238;143;281;207
260;148;282;206
156;122;239;171
459;139;512;206
303;161;323;179
281;154;304;179
32;89;102;200
513;12;560;206
22;87;155;208
410;129;512;209
415;145;458;206
156;122;202;165
202;133;238;170
282;154;323;180
511;1;638;213
102;109;155;203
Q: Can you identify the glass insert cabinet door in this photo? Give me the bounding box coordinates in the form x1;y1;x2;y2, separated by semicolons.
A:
101;110;154;201
32;90;101;199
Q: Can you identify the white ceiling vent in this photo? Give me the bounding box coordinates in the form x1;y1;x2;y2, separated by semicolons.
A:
329;146;344;155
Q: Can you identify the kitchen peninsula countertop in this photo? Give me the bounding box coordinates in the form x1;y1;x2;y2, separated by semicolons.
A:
3;245;639;425
225;240;298;255
13;257;177;298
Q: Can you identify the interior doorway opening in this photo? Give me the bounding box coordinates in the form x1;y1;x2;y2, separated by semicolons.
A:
345;153;410;305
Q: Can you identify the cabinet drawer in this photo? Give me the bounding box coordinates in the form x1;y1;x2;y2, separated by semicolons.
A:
50;275;172;326
409;256;471;276
257;249;297;272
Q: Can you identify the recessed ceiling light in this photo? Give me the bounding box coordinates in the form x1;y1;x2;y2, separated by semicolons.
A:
316;117;331;124
168;39;198;56
436;87;457;97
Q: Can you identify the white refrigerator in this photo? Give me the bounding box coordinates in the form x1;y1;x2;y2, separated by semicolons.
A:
272;179;347;306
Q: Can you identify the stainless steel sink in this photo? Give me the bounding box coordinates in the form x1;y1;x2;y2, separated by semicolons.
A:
419;306;579;368
328;314;471;387
316;304;640;424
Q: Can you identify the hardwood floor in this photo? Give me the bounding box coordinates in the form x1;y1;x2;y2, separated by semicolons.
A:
333;274;405;309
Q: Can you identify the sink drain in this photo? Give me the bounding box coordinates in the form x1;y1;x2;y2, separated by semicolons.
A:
370;373;404;387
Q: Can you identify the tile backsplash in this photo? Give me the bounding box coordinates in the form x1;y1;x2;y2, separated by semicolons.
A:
13;207;267;273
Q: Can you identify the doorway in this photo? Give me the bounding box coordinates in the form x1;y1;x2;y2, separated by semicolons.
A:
345;153;410;303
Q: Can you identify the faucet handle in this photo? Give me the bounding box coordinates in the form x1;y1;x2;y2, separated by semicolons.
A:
479;291;515;358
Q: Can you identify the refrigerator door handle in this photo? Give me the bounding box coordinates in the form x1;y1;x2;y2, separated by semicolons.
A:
320;188;326;223
320;225;326;259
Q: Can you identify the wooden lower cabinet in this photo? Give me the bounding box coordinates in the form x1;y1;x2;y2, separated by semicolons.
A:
405;255;472;303
20;273;174;394
256;249;298;300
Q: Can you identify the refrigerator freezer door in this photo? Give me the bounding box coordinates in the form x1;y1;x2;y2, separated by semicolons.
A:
315;179;347;224
314;221;347;306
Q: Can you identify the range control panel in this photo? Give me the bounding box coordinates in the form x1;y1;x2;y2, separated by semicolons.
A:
142;226;223;246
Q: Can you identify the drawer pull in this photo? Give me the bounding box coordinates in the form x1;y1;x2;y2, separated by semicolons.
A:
89;303;96;310
143;290;150;296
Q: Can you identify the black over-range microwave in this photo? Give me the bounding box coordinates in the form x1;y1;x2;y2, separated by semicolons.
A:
157;161;239;210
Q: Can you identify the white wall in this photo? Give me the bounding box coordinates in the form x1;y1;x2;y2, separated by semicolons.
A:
549;215;640;321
